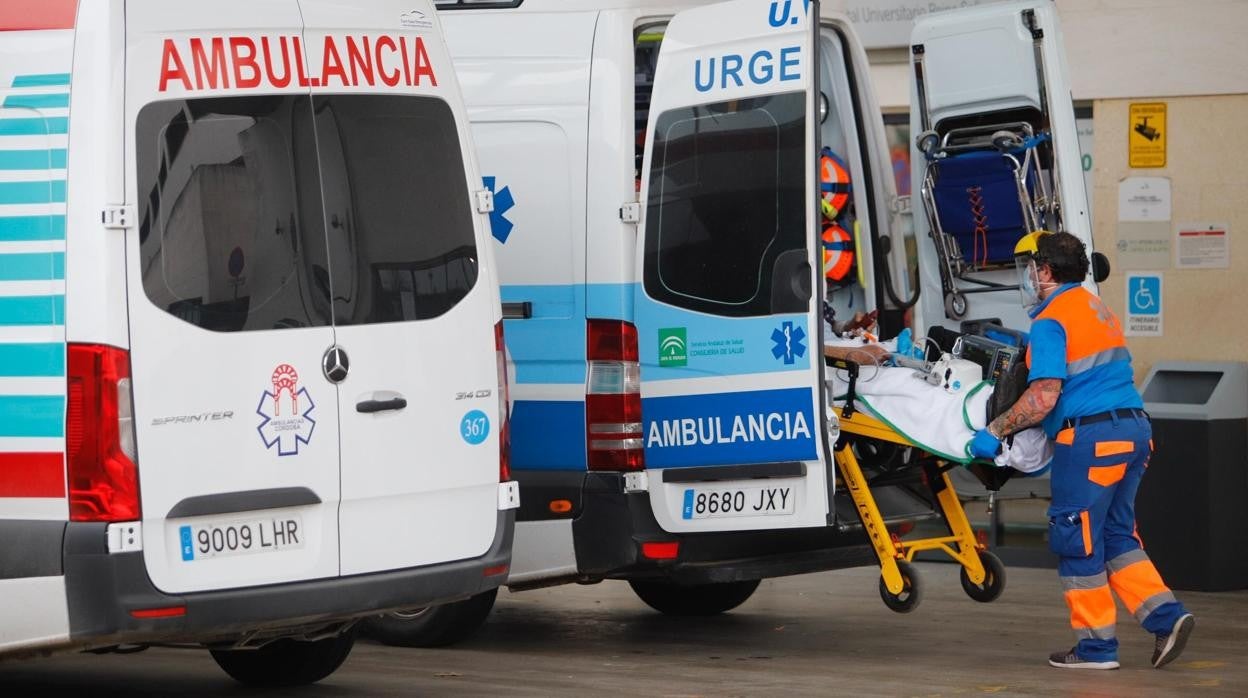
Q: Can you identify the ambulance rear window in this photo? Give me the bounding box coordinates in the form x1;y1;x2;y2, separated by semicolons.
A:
642;92;807;317
137;94;477;332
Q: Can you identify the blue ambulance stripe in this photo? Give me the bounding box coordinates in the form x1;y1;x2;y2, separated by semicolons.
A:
0;343;64;377
0;215;66;241
0;252;64;281
0;149;67;170
2;93;70;109
11;74;72;88
0;117;68;136
0;296;64;326
509;399;587;471
0;180;66;205
0;395;64;438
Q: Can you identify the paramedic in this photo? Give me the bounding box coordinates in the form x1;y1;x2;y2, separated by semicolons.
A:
968;231;1194;671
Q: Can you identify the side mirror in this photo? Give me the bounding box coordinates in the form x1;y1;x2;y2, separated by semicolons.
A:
1091;252;1111;284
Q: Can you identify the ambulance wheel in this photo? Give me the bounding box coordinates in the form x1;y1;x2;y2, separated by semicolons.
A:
960;550;1007;603
879;560;923;613
211;631;355;687
944;292;968;320
629;579;761;616
362;589;498;648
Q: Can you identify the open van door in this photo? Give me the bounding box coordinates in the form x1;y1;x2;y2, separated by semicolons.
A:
633;0;832;533
909;1;1096;333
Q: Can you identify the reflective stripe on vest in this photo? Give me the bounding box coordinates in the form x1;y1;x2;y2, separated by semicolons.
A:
1032;287;1129;376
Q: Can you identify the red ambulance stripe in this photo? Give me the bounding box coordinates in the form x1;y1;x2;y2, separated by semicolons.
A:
0;0;77;32
0;452;65;498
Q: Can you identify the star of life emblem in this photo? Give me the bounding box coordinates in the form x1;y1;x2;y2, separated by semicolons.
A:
256;364;316;456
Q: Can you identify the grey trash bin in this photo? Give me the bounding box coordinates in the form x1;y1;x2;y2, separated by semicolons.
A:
1136;361;1248;591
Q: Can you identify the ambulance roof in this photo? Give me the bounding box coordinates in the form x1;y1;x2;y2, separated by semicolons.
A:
435;0;713;14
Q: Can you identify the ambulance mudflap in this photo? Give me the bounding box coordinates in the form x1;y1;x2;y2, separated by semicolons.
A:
635;0;832;534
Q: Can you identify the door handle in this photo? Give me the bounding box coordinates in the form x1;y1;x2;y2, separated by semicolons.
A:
356;392;408;413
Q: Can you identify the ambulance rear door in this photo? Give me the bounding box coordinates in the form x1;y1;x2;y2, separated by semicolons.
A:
126;0;343;593
634;0;832;533
299;0;504;576
909;1;1095;333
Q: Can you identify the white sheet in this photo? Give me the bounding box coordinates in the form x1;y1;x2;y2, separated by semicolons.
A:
829;364;989;463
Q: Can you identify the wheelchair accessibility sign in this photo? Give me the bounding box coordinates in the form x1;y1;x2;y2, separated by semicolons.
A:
1125;273;1163;337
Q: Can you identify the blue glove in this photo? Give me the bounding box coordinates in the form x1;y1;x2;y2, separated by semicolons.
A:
969;428;1003;460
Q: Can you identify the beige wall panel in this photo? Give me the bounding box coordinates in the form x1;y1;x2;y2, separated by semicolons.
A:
1091;95;1248;383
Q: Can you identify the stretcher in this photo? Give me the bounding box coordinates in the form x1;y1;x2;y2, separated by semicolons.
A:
828;358;1007;612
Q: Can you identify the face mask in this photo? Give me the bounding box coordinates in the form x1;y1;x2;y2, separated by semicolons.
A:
1017;258;1041;308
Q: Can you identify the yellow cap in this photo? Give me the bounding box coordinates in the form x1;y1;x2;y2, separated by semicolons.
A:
1014;230;1052;256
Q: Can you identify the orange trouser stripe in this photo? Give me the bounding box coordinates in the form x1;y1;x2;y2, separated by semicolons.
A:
1056;428;1076;445
1109;559;1170;614
1065;586;1116;630
1080;511;1093;556
1095;440;1135;457
1088;463;1127;487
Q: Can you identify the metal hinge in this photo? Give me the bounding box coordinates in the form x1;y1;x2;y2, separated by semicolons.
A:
623;471;649;494
101;205;135;230
475;189;495;214
619;202;641;224
889;195;912;216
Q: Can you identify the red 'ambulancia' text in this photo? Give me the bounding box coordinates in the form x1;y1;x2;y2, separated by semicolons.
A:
158;34;438;92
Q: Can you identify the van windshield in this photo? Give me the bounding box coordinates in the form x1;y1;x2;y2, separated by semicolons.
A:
136;94;477;333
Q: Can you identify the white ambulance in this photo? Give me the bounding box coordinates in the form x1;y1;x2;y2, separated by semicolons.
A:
364;0;1099;646
0;0;517;685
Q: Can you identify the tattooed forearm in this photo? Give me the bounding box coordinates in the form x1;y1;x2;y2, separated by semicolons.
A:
989;378;1061;438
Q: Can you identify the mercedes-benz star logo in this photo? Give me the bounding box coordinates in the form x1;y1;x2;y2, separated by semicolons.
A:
322;346;350;384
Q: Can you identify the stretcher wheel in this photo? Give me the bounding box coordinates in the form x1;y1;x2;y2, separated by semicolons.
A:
960;550;1007;603
878;560;922;613
944;292;967;320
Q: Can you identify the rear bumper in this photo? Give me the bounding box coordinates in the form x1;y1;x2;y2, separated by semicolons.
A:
62;509;513;647
518;471;885;586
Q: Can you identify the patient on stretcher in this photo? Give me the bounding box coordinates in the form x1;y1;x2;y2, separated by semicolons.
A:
825;349;1051;476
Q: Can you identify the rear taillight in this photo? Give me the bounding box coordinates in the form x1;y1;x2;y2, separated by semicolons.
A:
586;320;643;471
66;344;140;522
496;321;511;483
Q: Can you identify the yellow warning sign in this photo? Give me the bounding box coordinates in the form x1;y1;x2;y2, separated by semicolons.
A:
1129;102;1166;168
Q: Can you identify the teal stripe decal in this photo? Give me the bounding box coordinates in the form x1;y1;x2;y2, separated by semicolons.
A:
0;216;66;241
0;395;64;437
2;93;70;109
0;149;67;169
0;343;64;377
0;117;69;136
0;252;65;281
0;180;66;204
0;296;64;326
12;74;71;88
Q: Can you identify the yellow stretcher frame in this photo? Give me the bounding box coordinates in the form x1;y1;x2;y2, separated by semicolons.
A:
833;407;987;595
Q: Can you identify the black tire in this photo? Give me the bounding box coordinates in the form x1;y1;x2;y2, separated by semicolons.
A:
960;550;1007;603
361;589;497;648
629;579;761;616
210;632;354;687
945;292;968;320
879;560;923;613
